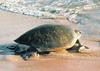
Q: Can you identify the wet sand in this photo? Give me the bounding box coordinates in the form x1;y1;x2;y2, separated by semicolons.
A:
0;11;100;71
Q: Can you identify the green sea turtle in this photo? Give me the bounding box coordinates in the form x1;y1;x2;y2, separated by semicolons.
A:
9;24;88;60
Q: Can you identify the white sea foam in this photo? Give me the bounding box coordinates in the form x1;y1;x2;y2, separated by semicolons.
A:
0;0;100;23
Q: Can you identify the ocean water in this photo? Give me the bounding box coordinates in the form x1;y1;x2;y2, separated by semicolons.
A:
0;0;100;20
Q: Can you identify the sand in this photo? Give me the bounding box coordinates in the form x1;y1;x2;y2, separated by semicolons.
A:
0;10;100;71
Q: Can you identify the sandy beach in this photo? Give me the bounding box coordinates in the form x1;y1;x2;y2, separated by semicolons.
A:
0;10;100;71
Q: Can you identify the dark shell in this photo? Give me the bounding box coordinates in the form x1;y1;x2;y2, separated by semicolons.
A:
15;24;74;50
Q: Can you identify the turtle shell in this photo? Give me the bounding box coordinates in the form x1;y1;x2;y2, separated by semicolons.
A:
15;24;77;51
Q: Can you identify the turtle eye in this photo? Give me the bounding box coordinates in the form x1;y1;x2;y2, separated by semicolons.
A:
79;31;81;34
75;30;81;34
78;31;81;34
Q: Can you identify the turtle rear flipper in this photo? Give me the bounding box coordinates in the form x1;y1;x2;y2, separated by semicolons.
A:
20;50;33;60
19;47;38;60
7;45;27;55
7;45;21;55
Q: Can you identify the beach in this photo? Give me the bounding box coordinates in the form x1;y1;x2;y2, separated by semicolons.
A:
0;10;100;71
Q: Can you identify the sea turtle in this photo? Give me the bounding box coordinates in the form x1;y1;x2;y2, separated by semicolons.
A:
9;24;88;60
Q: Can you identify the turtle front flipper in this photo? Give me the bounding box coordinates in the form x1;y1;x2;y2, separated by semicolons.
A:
67;40;89;52
76;40;89;51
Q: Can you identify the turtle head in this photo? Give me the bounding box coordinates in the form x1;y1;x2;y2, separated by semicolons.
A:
74;30;81;39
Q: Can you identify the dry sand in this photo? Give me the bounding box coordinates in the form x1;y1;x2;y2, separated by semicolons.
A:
0;10;100;71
